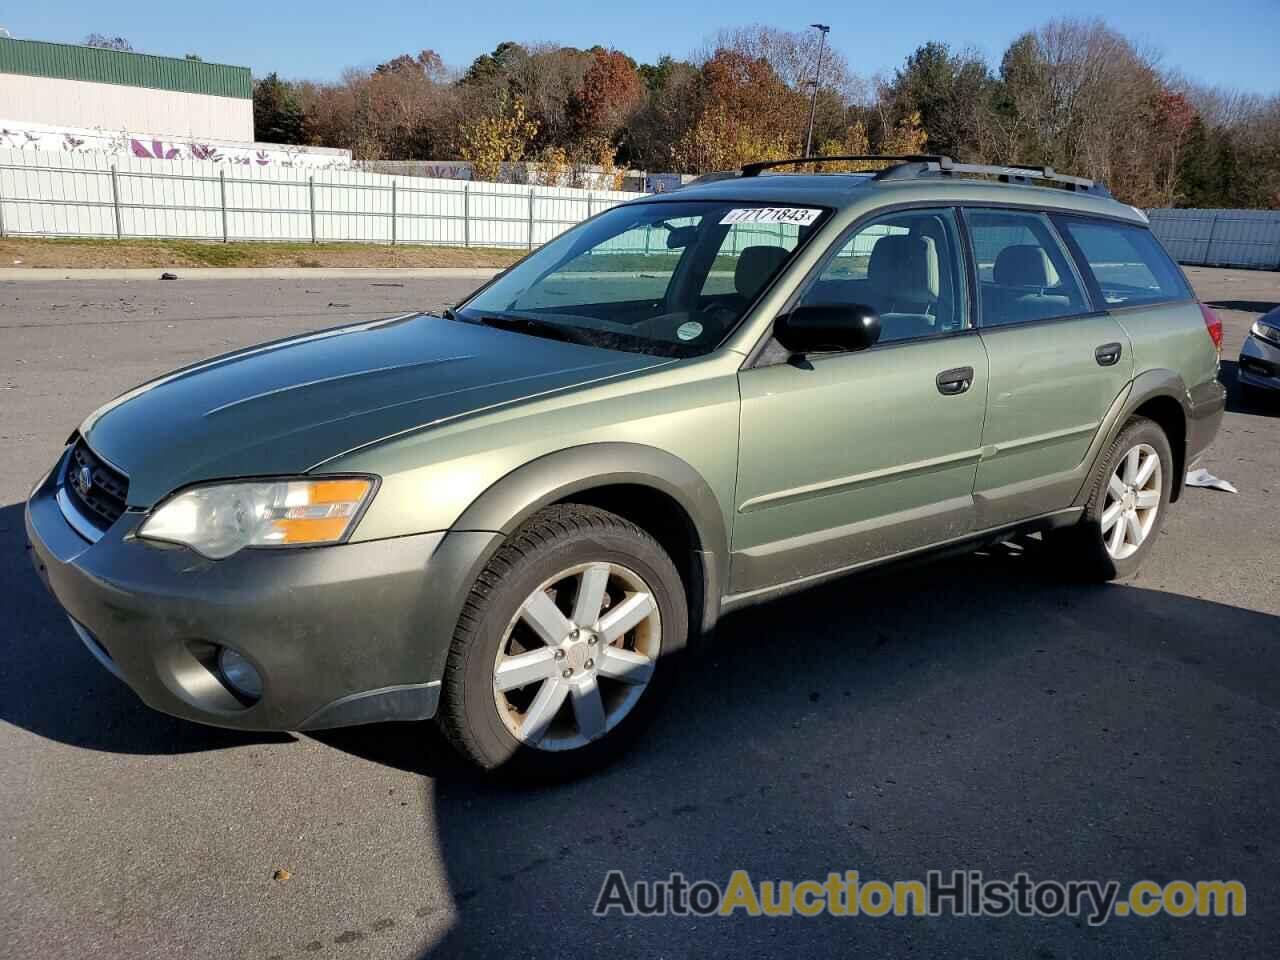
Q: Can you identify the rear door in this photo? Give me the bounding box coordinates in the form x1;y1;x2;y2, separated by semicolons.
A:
965;207;1133;527
731;206;989;596
1052;214;1216;391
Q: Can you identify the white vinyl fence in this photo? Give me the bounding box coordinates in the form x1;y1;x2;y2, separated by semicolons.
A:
0;149;645;249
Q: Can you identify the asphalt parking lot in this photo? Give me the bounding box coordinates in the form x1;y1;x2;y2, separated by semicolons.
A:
1;266;1277;959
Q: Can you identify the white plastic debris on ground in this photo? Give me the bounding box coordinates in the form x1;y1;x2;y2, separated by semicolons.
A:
1185;468;1238;493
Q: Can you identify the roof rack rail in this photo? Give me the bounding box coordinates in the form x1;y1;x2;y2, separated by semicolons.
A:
734;154;1109;196
876;156;1108;195
740;155;945;177
684;170;742;186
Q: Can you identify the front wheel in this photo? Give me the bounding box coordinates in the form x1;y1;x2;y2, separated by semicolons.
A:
1054;416;1173;581
437;504;687;780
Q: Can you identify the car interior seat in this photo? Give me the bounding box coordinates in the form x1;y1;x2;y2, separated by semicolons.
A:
987;244;1073;324
734;245;791;303
865;234;942;340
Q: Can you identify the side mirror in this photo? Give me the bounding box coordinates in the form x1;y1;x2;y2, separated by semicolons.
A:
774;303;881;355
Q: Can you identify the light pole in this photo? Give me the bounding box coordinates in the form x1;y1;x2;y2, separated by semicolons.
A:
803;24;830;159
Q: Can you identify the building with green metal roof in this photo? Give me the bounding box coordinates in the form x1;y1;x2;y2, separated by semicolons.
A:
0;36;253;141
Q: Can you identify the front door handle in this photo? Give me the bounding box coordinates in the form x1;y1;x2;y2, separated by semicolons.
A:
936;366;975;396
1095;342;1123;366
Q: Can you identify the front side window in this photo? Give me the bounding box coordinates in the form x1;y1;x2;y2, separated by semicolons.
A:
459;201;824;357
1058;218;1192;306
799;207;966;344
966;209;1089;327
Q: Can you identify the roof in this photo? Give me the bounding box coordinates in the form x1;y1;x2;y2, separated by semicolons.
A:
643;171;1143;223
0;37;251;99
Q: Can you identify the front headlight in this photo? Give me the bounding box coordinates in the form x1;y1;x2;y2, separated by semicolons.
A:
138;477;376;559
1251;320;1280;346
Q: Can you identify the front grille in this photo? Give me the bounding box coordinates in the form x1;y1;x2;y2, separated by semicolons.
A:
1240;356;1276;379
63;439;129;530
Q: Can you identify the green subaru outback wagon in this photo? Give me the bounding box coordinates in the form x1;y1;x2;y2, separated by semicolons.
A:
26;156;1226;778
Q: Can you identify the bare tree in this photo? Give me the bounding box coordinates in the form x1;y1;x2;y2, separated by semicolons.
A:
707;24;864;103
83;34;133;52
990;19;1171;204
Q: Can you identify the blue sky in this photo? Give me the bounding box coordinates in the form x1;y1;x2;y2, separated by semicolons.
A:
13;0;1279;94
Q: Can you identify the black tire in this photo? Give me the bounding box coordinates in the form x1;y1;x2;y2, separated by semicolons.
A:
1053;416;1174;582
436;504;687;781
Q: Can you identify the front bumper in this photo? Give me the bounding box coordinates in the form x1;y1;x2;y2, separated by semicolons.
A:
25;449;500;732
1239;334;1280;393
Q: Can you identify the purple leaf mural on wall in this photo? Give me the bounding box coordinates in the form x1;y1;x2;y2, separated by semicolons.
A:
189;143;223;162
0;124;349;169
130;139;181;160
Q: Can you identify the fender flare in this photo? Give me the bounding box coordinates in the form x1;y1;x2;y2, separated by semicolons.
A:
1122;368;1192;419
1076;368;1191;506
452;442;729;638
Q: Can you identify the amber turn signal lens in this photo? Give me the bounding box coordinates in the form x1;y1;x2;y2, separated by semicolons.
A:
265;479;373;545
270;516;352;544
308;479;374;504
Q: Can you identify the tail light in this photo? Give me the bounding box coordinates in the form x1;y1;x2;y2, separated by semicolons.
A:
1199;303;1223;355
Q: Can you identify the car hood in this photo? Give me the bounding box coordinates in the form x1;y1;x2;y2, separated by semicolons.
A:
81;313;668;506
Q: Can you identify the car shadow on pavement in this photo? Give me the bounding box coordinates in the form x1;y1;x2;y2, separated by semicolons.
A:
319;538;1280;958
0;502;293;754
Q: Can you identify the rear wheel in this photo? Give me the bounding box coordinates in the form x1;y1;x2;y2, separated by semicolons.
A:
437;504;686;780
1054;416;1173;581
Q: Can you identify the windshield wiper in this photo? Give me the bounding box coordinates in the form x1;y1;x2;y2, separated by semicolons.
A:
471;312;588;345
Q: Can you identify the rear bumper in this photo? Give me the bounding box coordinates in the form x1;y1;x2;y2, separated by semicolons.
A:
1186;377;1227;468
25;449;500;732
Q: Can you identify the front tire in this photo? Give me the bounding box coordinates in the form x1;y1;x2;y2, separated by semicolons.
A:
437;504;687;780
1056;416;1173;581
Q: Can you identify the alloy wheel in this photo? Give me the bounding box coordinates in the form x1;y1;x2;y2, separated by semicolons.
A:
492;562;661;751
1101;443;1162;560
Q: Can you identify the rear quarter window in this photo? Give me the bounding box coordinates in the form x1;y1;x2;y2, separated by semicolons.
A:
1058;218;1192;307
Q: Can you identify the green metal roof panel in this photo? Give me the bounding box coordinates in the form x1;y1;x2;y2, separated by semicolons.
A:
0;37;251;99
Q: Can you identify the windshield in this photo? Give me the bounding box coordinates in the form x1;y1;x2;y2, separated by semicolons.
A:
456;200;827;357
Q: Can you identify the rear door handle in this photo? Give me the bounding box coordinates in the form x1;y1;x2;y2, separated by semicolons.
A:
1095;342;1123;366
936;366;975;396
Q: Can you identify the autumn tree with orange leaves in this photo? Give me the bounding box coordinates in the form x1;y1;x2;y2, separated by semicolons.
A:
257;21;1279;207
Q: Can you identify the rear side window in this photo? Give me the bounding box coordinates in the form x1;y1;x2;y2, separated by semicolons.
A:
964;209;1089;328
1058;218;1192;306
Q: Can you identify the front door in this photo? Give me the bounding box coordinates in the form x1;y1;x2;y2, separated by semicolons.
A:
731;207;989;597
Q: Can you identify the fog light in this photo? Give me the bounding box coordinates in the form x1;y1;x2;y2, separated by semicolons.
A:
217;647;263;702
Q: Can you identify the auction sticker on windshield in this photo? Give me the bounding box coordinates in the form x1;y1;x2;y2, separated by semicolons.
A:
720;207;822;226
